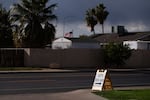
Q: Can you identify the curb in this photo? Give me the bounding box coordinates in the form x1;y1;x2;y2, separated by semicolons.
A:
0;69;97;74
114;86;150;90
0;70;77;74
109;68;150;73
0;68;149;74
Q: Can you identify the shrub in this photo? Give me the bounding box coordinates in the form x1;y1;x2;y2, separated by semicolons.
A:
103;42;132;68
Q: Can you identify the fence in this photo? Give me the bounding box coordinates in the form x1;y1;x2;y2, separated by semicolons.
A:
0;48;24;67
24;48;104;68
23;49;150;68
0;48;150;68
125;50;150;68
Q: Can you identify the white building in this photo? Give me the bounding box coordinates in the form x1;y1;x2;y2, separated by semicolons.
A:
52;38;72;49
123;41;150;50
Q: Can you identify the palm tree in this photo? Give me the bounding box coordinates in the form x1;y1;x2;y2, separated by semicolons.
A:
43;22;55;45
85;9;97;34
94;4;109;34
9;0;57;47
11;24;24;48
0;4;13;47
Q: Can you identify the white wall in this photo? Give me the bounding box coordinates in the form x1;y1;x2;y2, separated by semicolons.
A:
124;41;150;50
123;41;138;49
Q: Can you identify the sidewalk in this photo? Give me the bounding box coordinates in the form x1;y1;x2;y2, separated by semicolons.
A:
0;89;108;100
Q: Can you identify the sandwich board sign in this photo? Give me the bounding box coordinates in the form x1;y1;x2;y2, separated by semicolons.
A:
92;69;113;91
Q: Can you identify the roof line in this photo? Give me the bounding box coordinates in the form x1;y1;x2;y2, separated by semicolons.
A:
135;33;150;40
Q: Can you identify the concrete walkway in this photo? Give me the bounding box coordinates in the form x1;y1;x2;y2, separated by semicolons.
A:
0;89;108;100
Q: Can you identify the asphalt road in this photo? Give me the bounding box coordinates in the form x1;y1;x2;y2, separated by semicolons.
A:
0;72;95;95
0;70;150;95
110;70;150;87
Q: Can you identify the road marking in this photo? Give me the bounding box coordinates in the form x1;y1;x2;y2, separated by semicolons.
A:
0;74;94;79
0;79;56;83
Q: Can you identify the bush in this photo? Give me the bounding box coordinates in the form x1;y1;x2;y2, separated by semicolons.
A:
103;42;132;68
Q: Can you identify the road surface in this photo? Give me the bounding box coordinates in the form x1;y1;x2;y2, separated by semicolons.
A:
0;70;150;95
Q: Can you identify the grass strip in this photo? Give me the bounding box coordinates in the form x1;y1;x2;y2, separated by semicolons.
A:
94;89;150;100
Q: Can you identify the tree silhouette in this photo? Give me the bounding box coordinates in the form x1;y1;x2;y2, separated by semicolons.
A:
0;4;13;47
85;3;109;34
94;4;109;34
85;8;97;34
9;0;57;47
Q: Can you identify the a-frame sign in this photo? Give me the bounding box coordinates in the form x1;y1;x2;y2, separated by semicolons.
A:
92;69;113;91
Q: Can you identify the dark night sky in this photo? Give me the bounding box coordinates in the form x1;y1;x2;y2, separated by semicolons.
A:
1;0;150;37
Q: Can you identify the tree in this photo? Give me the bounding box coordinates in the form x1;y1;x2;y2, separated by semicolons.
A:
85;9;97;34
43;22;55;45
94;4;109;34
103;42;132;68
79;35;89;39
9;0;57;47
85;3;109;34
0;4;13;47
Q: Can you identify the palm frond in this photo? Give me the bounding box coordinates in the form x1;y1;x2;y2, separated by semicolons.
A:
9;14;22;22
40;14;57;23
40;3;57;14
13;4;31;15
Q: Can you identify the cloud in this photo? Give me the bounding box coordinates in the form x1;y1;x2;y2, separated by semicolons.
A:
53;0;150;24
55;21;150;37
105;0;150;25
55;22;90;37
126;22;150;32
1;0;150;25
52;0;99;23
1;0;150;37
53;0;150;37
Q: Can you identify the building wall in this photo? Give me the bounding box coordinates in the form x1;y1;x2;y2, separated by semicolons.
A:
138;42;150;50
24;48;104;68
124;41;150;50
123;41;138;49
